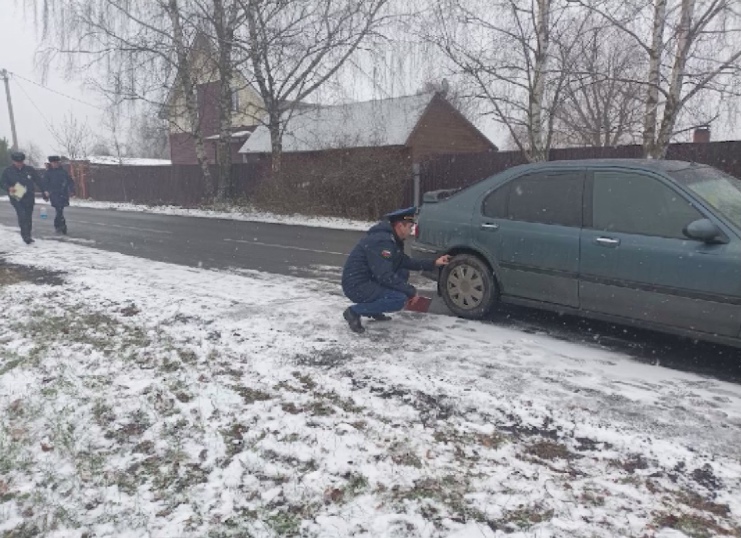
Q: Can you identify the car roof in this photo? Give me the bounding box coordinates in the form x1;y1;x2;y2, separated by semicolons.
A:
512;159;703;173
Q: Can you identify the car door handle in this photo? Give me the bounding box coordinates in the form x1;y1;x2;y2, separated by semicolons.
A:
481;223;499;230
595;237;620;247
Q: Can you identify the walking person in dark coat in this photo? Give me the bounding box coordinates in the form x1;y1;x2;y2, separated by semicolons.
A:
341;206;450;333
43;156;76;234
1;152;47;244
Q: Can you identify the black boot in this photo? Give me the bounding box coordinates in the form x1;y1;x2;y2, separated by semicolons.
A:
370;314;392;321
343;307;365;333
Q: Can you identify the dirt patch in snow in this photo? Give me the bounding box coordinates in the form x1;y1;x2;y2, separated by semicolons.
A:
0;259;65;287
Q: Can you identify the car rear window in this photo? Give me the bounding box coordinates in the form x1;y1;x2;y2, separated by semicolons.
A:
482;171;583;227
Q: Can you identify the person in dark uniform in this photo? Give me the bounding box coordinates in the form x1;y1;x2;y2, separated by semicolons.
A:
1;152;47;244
341;206;450;333
43;156;76;234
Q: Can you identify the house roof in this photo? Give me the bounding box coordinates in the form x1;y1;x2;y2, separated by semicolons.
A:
85;156;172;166
239;93;438;154
204;130;254;141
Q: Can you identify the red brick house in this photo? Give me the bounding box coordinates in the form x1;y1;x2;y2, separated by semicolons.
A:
238;92;496;163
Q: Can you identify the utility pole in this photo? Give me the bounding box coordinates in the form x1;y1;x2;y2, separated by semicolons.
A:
1;69;19;150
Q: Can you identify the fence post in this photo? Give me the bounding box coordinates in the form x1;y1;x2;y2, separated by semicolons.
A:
413;163;421;207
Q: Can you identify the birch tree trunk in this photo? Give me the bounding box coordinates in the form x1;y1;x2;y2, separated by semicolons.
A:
167;0;214;196
643;0;667;158
529;0;551;162
653;0;694;158
212;0;235;202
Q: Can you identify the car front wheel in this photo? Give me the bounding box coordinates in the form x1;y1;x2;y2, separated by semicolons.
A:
440;254;497;319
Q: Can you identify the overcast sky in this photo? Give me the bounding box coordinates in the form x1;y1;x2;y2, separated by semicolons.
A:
0;3;107;157
2;1;736;159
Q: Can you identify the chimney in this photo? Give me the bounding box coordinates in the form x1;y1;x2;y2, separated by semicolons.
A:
693;125;710;143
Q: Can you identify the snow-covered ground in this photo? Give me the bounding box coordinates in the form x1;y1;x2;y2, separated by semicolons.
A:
1;227;740;538
70;199;374;231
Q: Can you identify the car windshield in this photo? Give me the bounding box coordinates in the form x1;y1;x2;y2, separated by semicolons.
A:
670;166;741;229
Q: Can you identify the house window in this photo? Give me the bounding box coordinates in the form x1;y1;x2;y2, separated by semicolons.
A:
231;91;240;113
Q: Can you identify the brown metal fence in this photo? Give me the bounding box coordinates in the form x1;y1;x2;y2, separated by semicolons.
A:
78;162;265;206
72;140;741;216
418;141;741;196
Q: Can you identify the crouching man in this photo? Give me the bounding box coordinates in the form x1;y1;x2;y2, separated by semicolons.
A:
341;206;450;334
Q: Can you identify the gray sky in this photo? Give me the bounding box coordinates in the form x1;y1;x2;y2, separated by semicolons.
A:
0;2;105;156
2;1;735;158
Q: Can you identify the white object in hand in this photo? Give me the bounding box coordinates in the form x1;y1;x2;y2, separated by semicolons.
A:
8;183;27;200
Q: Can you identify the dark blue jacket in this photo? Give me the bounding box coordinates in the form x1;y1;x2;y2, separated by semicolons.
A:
1;164;43;205
43;167;75;207
342;221;435;302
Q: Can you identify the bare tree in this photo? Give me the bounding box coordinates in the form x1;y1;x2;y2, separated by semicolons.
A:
182;0;247;199
425;0;592;162
236;0;392;172
578;0;741;158
50;112;92;159
127;108;170;159
554;26;645;147
26;0;216;193
90;142;113;156
20;142;44;167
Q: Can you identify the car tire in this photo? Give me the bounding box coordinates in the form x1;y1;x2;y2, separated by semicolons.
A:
440;254;497;319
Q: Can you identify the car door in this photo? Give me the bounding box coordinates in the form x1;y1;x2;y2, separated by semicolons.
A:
472;169;585;307
579;168;741;337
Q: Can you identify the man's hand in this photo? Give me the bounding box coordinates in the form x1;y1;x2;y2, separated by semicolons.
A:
434;254;452;266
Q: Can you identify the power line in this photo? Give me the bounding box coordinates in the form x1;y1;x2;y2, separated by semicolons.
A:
12;78;64;147
8;70;107;111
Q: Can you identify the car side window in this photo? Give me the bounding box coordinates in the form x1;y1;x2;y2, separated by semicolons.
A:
485;172;583;227
592;171;703;239
482;184;509;218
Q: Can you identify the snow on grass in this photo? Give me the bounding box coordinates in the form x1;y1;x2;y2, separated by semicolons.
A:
1;228;740;538
70;199;374;231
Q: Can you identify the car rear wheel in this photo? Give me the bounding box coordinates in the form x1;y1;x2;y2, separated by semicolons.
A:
440;254;496;319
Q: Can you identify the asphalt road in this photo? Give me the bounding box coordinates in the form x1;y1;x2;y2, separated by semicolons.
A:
1;202;739;380
0;203;362;280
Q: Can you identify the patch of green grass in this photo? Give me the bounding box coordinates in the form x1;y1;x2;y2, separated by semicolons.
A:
654;512;735;538
496;503;555;531
345;473;369;497
315;391;364;413
1;522;42;538
0;355;24;376
389;441;423;468
103;409;151;444
292;372;317;390
525;440;576;461
265;511;301;535
391;474;486;525
222;422;249;458
91;400;115;427
308;400;335;417
676;491;731;517
232;385;272;405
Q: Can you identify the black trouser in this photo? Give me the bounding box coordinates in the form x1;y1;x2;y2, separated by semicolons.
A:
10;199;33;241
54;205;66;230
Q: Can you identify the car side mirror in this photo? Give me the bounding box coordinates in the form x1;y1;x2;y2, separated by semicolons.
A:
683;219;726;244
